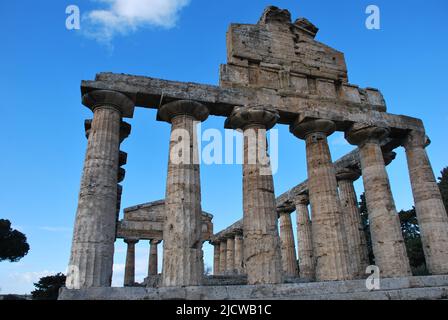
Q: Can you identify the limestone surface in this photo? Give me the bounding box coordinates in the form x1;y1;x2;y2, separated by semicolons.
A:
346;124;411;277
291;118;350;281
158;100;209;287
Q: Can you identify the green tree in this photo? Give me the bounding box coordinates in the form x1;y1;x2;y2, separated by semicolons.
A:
359;194;427;275
0;219;30;262
359;193;374;265
398;207;427;275
31;273;66;300
438;167;448;212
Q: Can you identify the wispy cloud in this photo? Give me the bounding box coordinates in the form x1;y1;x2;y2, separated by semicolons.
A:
9;270;57;285
83;0;191;44
39;226;71;233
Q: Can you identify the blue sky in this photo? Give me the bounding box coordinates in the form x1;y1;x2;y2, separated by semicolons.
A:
1;0;447;294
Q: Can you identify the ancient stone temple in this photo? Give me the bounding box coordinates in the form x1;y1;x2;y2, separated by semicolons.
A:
59;7;448;300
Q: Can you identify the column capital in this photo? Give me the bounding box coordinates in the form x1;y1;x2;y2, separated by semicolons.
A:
84;119;92;138
293;193;309;205
157;100;209;123
119;151;128;167
225;105;279;130
234;232;244;240
120;121;132;142
85;119;130;143
345;123;390;146
222;232;236;241
402;130;431;150
336;167;361;182
82;90;135;118
150;239;162;245
290;118;336;140
277;200;295;215
124;238;139;245
383;151;397;166
118;168;126;183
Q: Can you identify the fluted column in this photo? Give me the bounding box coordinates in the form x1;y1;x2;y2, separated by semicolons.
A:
290;118;350;281
234;233;244;274
148;239;160;277
66;90;134;289
226;106;283;284
336;168;370;278
213;242;221;275
346;123;411;277
294;194;315;280
124;238;139;286
219;240;227;275
403;130;448;274
158;100;209;287
84;121;130;224
226;236;235;274
278;202;298;277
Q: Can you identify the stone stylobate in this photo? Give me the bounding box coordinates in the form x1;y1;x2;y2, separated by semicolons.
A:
158;100;209;287
226;105;283;285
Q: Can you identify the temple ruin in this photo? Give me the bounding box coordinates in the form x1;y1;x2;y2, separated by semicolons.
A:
59;7;448;300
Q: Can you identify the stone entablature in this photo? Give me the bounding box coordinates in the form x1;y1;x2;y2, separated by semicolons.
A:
116;200;214;241
210;220;242;243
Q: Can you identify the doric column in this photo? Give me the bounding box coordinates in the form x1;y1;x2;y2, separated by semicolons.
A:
336;168;370;278
116;185;123;222
226;236;235;275
234;232;244;274
66;90;134;289
226;105;283;284
116;150;128;222
84;122;131;237
290;118;350;281
293;193;315;280
219;240;227;275
403;130;448;274
278;201;298;277
346;123;411;277
212;242;220;276
158;100;209;287
148;239;160;277
124;238;139;286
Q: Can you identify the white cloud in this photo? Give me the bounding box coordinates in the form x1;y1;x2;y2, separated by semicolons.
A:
83;0;191;43
39;226;71;232
9;270;57;285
